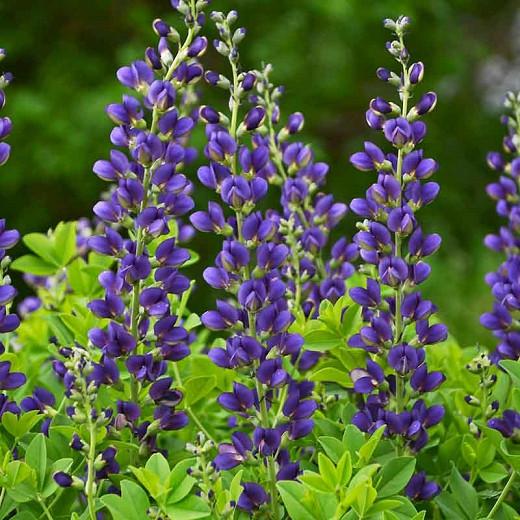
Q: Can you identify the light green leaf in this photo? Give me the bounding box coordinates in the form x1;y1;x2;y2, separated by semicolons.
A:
23;233;59;266
318;436;345;464
376;457;416;498
101;480;150;520
357;425;385;466
54;221;77;266
184;313;201;331
343;424;365;463
304;329;343;352
25;433;47;489
299;471;334;493
317;453;337;489
276;481;316;520
479;461;509;484
449;466;478;519
336;451;352;487
184;376;217;406
229;469;243;502
309;367;351;387
2;411;41;439
11;255;57;275
145;452;170;482
340;304;363;337
164;495;210;519
500;359;520;388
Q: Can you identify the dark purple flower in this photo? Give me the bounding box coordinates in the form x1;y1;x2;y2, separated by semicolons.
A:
405;472;441;501
237;482;269;512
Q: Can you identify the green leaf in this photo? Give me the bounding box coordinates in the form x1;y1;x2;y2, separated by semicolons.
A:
436;490;467;519
169;458;196;488
45;315;75;345
367;498;402;514
300;471;334;493
145;452;170;482
304;328;343;352
500;359;520;388
10;512;39;520
340;304;363;337
164;495;210;519
129;467;162;502
184;313;201;331
317;453;337;489
4;461;37;502
23;233;59;266
343;424;365;463
276;481;316;520
318;436;345;464
11;255;57;275
309;367;351;387
376;457;416;498
229;469;243;502
183;250;200;267
101;480;150;520
184;376;217;406
54;221;77;266
479;462;508;484
357;425;385;466
336;451;352;487
352;484;377;517
449;466;478;519
2;411;41;439
167;472;195;504
25;433;47;489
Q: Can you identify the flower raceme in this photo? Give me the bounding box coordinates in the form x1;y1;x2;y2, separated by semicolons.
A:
49;1;210;516
348;16;446;499
191;10;317;518
0;52;25;419
481;92;520;362
247;65;356;318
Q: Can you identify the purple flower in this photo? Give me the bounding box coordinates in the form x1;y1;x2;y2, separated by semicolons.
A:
214;431;252;470
483;93;520;361
200;14;318;514
348;17;446;462
237;482;269;512
405;472;441;501
488;409;520;438
0;361;26;390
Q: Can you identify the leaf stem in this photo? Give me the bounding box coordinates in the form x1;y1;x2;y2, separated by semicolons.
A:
486;470;516;518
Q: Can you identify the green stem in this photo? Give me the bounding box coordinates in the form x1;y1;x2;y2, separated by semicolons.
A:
129;20;197;404
391;41;410;457
172;362;216;443
38;497;54;520
85;417;97;520
226;58;280;520
393;43;410;419
486;470;516;518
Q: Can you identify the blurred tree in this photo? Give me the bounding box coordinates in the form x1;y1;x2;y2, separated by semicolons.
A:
1;0;518;345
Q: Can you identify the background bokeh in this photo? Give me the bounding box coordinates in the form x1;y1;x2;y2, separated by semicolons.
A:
1;0;519;346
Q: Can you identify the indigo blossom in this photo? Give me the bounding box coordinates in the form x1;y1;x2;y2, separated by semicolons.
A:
0;53;26;419
249;65;355;318
52;2;209;517
192;11;316;518
348;16;445;499
481;92;520;361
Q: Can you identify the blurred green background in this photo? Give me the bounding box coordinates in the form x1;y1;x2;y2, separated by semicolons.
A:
1;0;518;346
